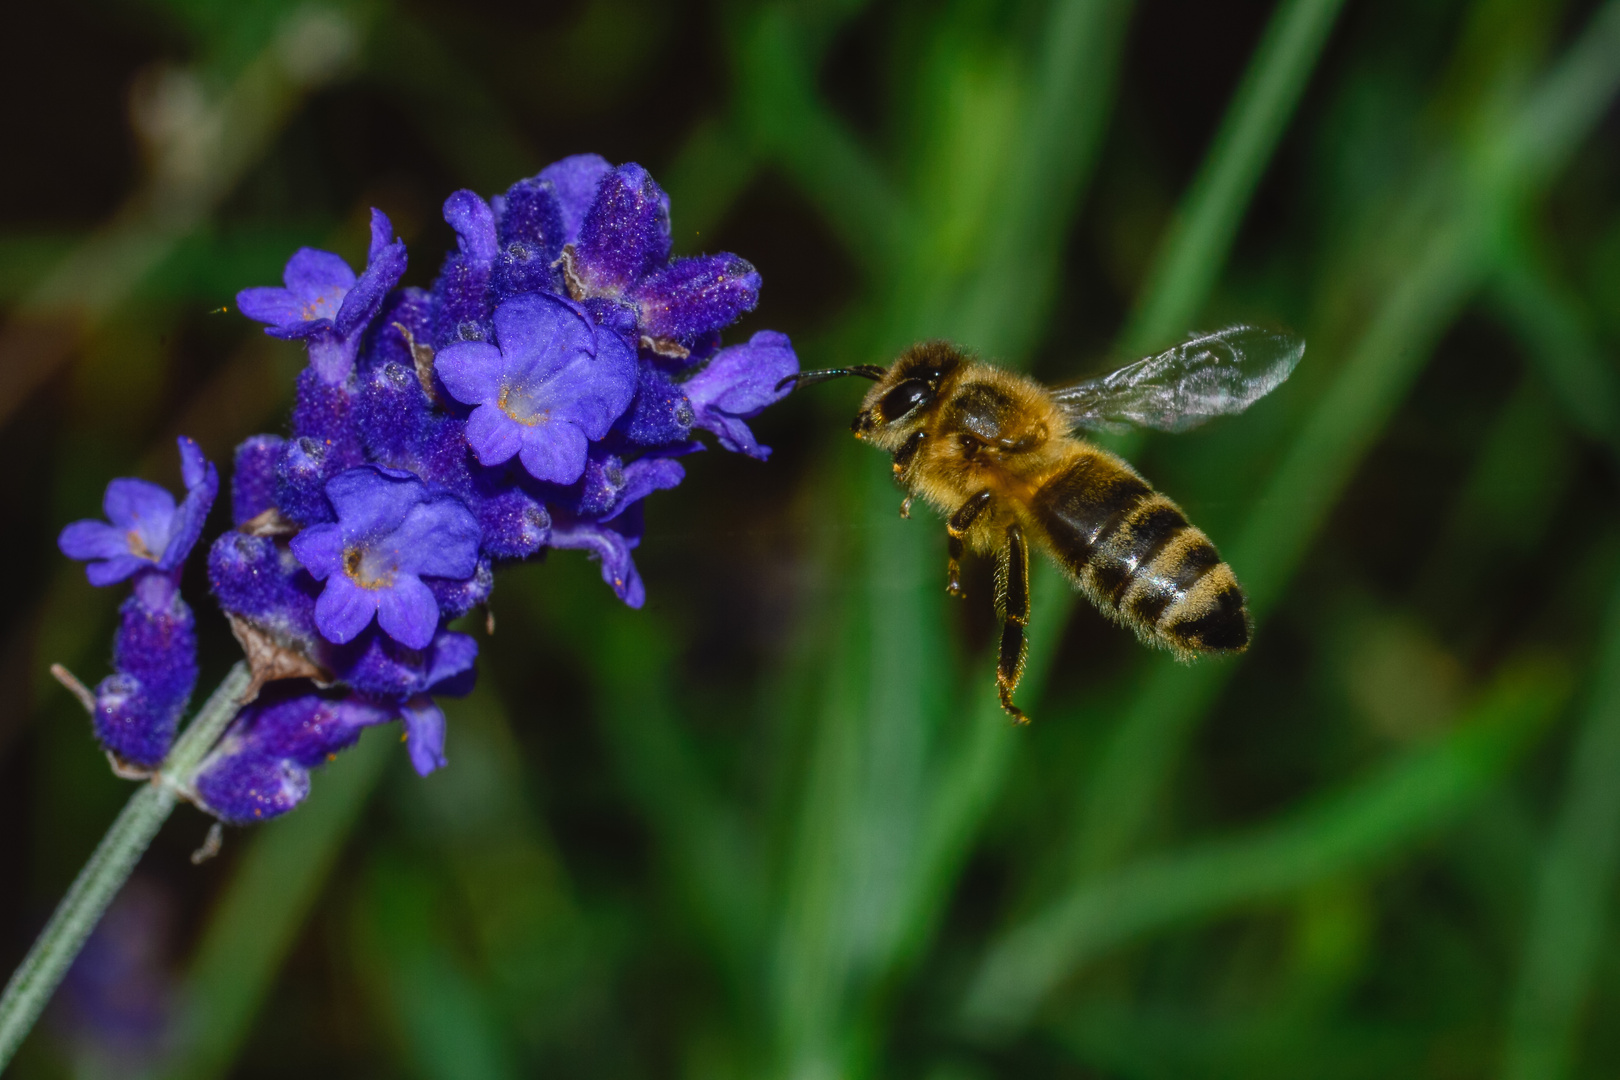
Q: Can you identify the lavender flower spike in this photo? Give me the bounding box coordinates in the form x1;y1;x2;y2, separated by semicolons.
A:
436;292;637;484
59;436;219;586
289;466;481;649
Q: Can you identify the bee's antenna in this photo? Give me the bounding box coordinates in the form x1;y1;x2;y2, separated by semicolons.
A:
777;366;887;393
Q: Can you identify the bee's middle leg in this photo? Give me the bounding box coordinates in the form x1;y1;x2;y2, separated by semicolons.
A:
945;490;993;597
994;521;1031;723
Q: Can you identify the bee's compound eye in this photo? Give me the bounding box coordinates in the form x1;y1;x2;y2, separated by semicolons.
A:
880;379;933;422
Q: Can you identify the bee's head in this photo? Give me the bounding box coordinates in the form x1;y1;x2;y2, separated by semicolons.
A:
851;341;966;448
778;341;967;450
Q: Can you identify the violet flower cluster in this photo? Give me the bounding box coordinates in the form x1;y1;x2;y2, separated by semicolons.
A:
58;155;797;824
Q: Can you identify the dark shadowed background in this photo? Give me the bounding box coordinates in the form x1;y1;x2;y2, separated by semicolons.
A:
4;0;1620;1077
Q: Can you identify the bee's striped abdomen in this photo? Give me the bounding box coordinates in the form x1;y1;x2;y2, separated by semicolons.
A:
1030;449;1249;654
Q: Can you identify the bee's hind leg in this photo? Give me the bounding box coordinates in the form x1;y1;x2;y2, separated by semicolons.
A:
994;522;1031;724
946;490;993;597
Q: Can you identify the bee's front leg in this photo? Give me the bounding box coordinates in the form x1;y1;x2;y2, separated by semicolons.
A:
892;431;927;517
945;490;993;597
892;431;926;478
995;521;1031;724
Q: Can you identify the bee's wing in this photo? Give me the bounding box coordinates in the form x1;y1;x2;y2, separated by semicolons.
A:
1052;325;1304;433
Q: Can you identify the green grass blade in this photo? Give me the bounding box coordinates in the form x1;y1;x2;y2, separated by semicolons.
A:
1124;0;1350;353
1490;244;1620;456
592;610;766;987
388;685;594;1070
1493;0;1620;192
897;568;1077;967
732;5;911;272
351;858;519;1080
949;0;1136;360
661;117;761;251
963;660;1570;1036
1496;495;1620;1074
163;729;394;1080
769;458;951;1078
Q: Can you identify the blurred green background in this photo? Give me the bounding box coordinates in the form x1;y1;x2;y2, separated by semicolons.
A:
3;0;1620;1076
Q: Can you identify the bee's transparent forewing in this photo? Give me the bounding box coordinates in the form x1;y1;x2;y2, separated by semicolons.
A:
1052;325;1304;433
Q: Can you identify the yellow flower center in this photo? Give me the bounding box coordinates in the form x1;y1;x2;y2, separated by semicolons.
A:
343;545;396;590
498;383;550;427
127;530;158;561
300;289;342;321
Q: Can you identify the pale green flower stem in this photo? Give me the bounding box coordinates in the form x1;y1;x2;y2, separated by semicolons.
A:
0;662;251;1069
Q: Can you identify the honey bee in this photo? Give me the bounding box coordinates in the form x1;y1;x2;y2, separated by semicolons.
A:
784;326;1304;722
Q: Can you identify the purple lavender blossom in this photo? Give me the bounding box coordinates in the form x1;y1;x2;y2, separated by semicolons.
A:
431;191;500;347
633;254;761;346
576;449;687;521
289;466;481;649
195;632;476;822
193;688;395;823
235;249;353;338
473;483;552;560
492;176;566;300
322;627;477;776
551;512;647;608
364;630;476;775
541;153;613;243
236;210;407;383
328;627;477;705
561;164;761;356
436;292;637;484
217;688;394;769
546;452;686;610
620;366;696;447
193;751;310;824
57;438;217;768
566;163;671;298
231;434;283;526
209;530;321;646
211;530;480;716
59;437;219;587
683;331;799;459
92;594;198;769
